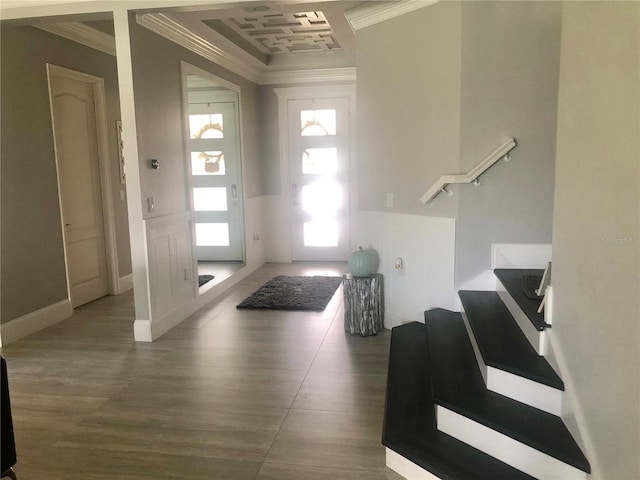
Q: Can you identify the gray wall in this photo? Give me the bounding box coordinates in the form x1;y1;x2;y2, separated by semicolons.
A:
553;3;639;478
0;25;131;323
128;16;263;223
258;84;283;196
354;1;561;287
356;1;462;219
455;1;562;286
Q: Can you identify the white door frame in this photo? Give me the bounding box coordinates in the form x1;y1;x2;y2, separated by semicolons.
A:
46;63;120;301
274;84;357;262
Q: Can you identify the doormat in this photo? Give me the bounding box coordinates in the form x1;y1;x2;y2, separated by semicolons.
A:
198;275;215;287
237;275;342;311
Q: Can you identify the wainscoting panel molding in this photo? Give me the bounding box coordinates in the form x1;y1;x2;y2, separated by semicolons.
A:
356;211;456;329
145;212;195;325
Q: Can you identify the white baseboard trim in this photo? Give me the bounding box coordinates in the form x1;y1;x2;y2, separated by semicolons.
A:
133;319;153;342
150;301;194;341
0;299;72;346
386;448;441;480
118;273;133;293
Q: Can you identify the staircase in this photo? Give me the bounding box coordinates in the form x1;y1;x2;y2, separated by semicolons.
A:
383;268;590;480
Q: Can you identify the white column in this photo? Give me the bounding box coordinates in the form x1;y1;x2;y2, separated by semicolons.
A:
113;7;153;341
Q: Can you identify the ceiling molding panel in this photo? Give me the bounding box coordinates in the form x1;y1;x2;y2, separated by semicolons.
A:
136;13;262;83
260;67;356;85
345;0;439;31
35;21;116;56
222;11;341;55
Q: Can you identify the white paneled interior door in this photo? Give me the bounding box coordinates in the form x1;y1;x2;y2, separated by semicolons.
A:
49;67;109;308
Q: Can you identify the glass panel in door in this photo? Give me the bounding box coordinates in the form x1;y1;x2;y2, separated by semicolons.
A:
188;101;243;261
289;98;351;261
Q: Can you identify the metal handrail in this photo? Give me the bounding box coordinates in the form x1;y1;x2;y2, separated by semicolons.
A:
420;138;517;204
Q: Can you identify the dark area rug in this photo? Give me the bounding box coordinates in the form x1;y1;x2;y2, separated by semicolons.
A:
237;275;343;311
198;274;214;287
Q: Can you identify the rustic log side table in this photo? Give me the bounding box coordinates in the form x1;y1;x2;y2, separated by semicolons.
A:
343;273;384;336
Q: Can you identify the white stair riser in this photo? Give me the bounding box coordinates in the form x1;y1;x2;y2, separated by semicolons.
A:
496;283;546;355
386;449;442;480
488;367;562;416
461;311;562;415
436;406;587;480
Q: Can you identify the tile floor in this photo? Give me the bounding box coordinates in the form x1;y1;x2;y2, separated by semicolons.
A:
197;262;244;293
0;263;403;479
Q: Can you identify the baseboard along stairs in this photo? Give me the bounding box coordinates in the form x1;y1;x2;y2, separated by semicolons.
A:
383;268;590;480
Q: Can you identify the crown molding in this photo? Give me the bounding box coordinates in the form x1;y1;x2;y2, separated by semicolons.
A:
260;67;356;85
345;0;439;31
136;13;262;84
0;1;245;21
35;21;116;56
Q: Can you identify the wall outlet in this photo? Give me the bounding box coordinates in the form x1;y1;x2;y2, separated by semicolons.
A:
386;193;394;208
394;257;404;273
253;234;260;241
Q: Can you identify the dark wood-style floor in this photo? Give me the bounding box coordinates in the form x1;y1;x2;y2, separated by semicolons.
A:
1;263;403;479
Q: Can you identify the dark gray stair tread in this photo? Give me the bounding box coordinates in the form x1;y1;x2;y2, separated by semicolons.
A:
383;319;536;480
459;290;564;390
494;268;548;330
424;310;590;474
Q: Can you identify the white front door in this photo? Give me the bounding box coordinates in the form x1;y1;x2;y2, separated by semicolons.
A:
288;98;351;261
49;69;109;307
187;100;243;261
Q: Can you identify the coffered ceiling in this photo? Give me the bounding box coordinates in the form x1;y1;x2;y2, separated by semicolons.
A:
162;1;361;72
210;11;341;55
22;1;435;84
